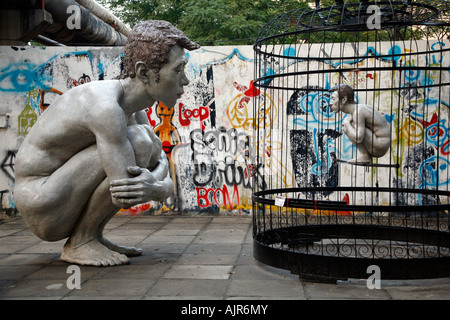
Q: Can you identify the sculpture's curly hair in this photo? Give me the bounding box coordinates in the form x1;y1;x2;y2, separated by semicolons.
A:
329;84;356;103
119;20;200;81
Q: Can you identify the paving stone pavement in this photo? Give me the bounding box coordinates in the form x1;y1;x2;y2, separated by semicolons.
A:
0;215;449;301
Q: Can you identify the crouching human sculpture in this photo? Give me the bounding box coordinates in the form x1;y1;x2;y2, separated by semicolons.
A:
330;84;390;164
14;20;200;266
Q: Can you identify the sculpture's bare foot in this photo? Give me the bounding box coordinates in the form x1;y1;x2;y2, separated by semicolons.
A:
100;237;143;257
61;239;129;266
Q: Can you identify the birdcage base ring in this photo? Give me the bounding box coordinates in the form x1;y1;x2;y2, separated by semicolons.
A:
252;187;450;283
254;225;450;283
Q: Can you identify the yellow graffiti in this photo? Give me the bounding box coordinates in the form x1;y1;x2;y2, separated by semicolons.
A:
227;88;293;188
391;115;425;177
18;91;38;135
398;117;424;146
227;92;277;131
226;93;251;130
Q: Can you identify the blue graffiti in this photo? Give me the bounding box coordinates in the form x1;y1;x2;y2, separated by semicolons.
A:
401;41;448;111
186;48;253;79
0;50;97;93
320;45;402;68
205;48;253;66
0;62;52;92
259;47;298;86
418;155;450;203
292;91;340;128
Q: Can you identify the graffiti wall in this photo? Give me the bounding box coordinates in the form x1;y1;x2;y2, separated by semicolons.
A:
0;40;449;217
0;45;257;216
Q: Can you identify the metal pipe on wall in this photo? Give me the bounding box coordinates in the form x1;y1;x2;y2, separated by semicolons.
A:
44;0;127;45
75;0;131;36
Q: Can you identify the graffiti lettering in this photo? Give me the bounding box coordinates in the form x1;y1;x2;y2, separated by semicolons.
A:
196;184;240;210
191;128;252;161
192;155;254;188
179;101;212;131
190;128;255;188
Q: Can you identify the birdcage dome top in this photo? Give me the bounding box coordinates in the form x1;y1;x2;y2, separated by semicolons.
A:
255;1;446;45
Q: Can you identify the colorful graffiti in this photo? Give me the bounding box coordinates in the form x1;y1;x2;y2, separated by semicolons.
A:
280;40;450;205
0;46;260;215
0;40;449;216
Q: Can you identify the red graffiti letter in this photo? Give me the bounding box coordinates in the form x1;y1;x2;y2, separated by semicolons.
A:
196;188;211;208
178;102;191;127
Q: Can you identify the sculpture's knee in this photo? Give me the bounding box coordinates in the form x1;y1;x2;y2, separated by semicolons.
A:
128;125;153;168
365;137;390;158
15;189;76;242
24;217;71;242
35;227;68;242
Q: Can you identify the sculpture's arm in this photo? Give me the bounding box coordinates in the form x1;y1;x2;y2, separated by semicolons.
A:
353;110;368;144
343;111;366;144
108;117;174;205
131;110;151;126
89;106;138;207
149;150;170;181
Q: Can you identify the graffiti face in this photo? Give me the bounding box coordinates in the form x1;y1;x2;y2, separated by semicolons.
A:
420;156;450;189
156;102;174;119
0;62;51;92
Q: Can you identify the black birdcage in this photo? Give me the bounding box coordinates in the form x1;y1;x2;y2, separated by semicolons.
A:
252;0;450;282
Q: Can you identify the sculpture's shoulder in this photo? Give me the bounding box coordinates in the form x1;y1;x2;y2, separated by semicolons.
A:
64;80;124;118
27;80;125;138
354;103;376;117
67;80;121;106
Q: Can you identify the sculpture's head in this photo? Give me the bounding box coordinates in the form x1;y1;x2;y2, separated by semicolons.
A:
119;20;200;82
329;84;355;112
120;20;200;107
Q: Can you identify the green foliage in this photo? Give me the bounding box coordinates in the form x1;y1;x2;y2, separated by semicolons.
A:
98;0;309;45
97;0;184;27
97;0;449;45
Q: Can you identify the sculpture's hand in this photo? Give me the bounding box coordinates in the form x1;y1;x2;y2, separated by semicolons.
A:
110;166;173;208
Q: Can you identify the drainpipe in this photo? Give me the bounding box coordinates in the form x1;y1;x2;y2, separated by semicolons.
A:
44;0;127;45
74;0;131;36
